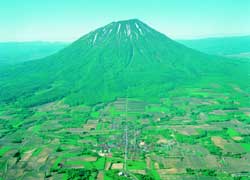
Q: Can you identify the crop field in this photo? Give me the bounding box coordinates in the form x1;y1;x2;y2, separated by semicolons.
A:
0;81;249;180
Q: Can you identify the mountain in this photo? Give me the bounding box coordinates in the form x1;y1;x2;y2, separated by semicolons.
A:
0;42;68;66
178;36;250;59
0;19;249;107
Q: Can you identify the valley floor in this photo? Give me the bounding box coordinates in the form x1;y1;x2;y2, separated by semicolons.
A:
0;82;250;179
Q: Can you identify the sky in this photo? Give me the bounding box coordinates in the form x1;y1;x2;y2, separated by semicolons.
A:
0;0;250;42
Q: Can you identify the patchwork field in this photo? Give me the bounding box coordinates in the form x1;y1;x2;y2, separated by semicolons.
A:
0;82;250;179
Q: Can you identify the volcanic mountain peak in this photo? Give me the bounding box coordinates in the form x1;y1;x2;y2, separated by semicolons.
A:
1;19;248;107
112;19;146;35
83;19;159;46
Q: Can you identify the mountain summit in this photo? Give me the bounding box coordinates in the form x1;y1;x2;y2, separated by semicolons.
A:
89;19;151;44
0;19;248;106
66;18;180;67
85;19;169;45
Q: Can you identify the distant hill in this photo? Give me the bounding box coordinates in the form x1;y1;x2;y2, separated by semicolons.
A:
0;42;68;66
178;36;250;59
0;19;249;107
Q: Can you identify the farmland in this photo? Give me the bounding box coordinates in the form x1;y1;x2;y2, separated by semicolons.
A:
0;80;250;179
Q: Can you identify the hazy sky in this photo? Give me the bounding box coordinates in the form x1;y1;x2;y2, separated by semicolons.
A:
1;0;250;42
